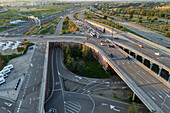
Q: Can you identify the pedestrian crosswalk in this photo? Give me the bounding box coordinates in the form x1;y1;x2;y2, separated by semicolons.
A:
65;101;81;113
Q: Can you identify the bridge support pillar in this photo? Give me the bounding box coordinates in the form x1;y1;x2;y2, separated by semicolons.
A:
142;58;145;64
129;50;131;55
135;54;137;59
132;93;135;101
158;67;162;76
150;62;153;70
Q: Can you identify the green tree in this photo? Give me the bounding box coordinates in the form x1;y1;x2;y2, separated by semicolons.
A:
128;13;133;19
103;15;107;19
127;105;142;113
138;19;142;23
66;44;71;55
17;47;24;52
164;32;170;37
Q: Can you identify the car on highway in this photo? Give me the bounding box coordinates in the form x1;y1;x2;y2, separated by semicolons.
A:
109;54;113;58
72;32;76;34
126;56;131;60
0;75;5;85
100;40;103;42
100;42;104;46
155;52;160;56
114;37;118;39
138;45;143;48
110;45;115;48
40;35;44;38
3;64;14;70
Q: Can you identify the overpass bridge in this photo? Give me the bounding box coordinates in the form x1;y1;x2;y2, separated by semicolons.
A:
83;18;170;83
41;36;170;113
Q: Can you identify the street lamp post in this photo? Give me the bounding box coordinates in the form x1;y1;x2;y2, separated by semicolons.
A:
160;94;170;112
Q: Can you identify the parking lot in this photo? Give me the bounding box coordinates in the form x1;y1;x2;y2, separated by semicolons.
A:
0;45;35;100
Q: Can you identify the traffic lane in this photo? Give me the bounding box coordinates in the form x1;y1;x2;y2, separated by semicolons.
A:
45;90;64;113
89;39;169;112
45;48;64;113
13;43;46;113
64;92;94;113
140;84;170;113
0;98;15;113
76;82;101;94
56;48;91;85
92;95;149;113
115;40;170;68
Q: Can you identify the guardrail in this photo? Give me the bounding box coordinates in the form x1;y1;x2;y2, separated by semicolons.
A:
38;42;49;113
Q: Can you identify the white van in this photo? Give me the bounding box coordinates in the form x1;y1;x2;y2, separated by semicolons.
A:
0;75;5;85
3;64;14;70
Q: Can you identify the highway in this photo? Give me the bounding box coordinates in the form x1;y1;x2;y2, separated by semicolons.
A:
92;11;170;47
80;13;170;75
0;6;84;36
53;36;170;113
0;7;169;113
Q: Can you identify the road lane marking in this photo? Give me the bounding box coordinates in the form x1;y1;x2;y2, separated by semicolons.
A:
159;95;163;99
164;104;170;109
4;102;12;107
29;98;32;104
32;87;35;91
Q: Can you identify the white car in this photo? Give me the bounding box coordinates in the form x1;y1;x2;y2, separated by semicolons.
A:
3;64;14;70
100;43;104;46
0;75;5;85
0;69;10;76
0;73;8;78
155;52;160;56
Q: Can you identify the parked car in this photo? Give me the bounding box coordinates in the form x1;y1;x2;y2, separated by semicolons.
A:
40;35;43;38
0;69;10;75
0;73;8;78
3;64;14;70
0;75;5;85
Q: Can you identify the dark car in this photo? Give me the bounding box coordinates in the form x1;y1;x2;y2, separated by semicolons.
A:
110;54;113;58
126;56;130;60
110;45;115;48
